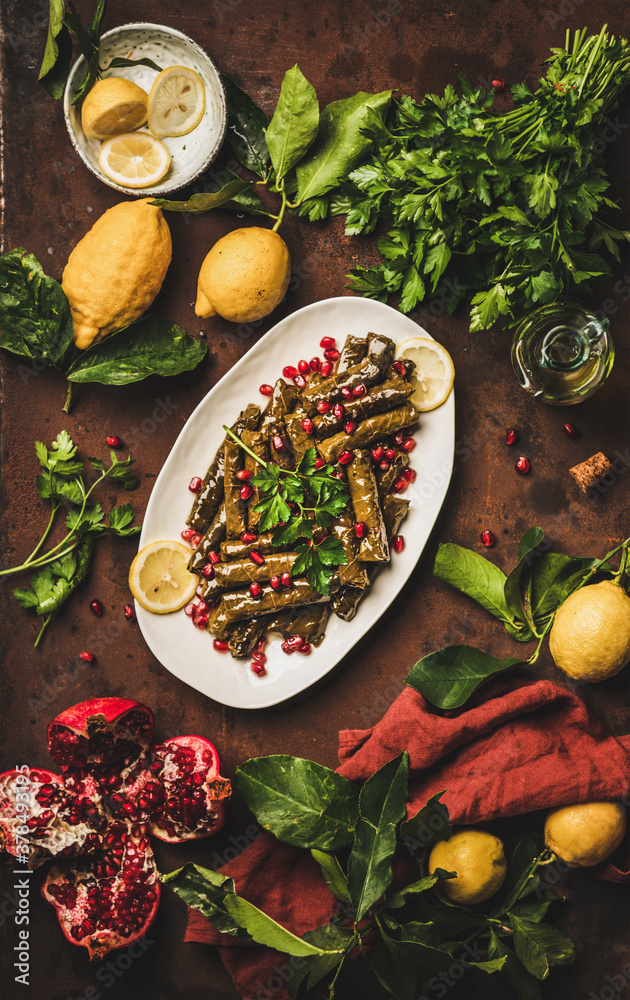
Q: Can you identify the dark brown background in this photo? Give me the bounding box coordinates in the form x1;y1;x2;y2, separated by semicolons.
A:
1;1;629;998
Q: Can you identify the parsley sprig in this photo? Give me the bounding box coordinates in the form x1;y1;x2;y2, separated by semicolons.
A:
223;427;348;596
1;431;140;646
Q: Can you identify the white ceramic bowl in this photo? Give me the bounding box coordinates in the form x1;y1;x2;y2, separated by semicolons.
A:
64;22;227;196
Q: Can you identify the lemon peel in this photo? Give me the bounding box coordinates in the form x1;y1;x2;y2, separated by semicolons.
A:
549;580;630;682
429;827;507;905
128;540;198;614
395;337;455;411
544;801;627;867
81;77;148;139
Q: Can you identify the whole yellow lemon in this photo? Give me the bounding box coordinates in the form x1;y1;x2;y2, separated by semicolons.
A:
428;827;507;905
81;77;149;139
62;199;172;350
544;801;626;867
549;580;630;682
195;227;291;324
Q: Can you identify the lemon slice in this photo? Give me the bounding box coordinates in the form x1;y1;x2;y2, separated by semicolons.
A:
395;337;455;411
99;132;171;188
81;78;148;139
128;540;197;614
148;66;206;137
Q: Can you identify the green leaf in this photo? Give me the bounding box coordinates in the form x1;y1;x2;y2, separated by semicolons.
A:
36;473;84;505
265;64;319;181
310;849;350;903
377;918;455;977
488;931;544;1000
38;1;74;99
48;551;77;582
405;644;521;709
423;242;452;290
221;74;270;178
399;265;425;313
223;895;336;957
385;873;441;910
433;543;516;624
107;504;138;535
399;791;451;854
523;172;558;218
13;587;40;609
236;755;359;850
499;833;542;905
503;526;545;634
65;316;207;384
0;249;73;363
151;179;252;214
347;752;409;921
295;89;392;202
253;492;292;532
66;502;105;534
161;863;251;939
103;55;162;74
301;923;352;988
469;283;511;332
530;555;599;620
510;915;575;980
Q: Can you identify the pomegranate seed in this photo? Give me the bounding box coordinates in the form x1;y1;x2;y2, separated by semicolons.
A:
515;456;530;475
181;528;195;541
301;417;314;434
213;639;229;652
236;469;253;481
283;365;298;379
402;468;416;483
184;603;196;617
335;470;345;481
563;422;579;439
281;572;292;587
352;383;366;398
240;485;253;501
272;434;287;453
123;603;135;622
492;77;505;91
320;360;333;377
250;581;263;598
392;430;404;446
320;336;336;349
324;348;340;362
371;446;384;462
378;459;390;471
250;551;265;565
281;640;293;654
385;447;397;460
393;477;408;493
79;652;94;663
286;634;303;651
333;403;345;419
208;550;222;564
344;421;356;435
106;436;122;448
354;521;367;539
298;642;312;655
188;476;202;493
269;575;281;590
255;637;268;653
340;386;353;400
393;361;405;377
505;428;518;445
89;599;103;617
480;530;495;547
392;535;406;553
317;400;331;414
298;359;310;374
241;531;257;543
314;457;325;470
338;450;355;465
293;374;307;389
309;357;321;372
251;661;266;676
252;651;267;665
259;383;273;396
190;533;202;548
194;615;209;629
201;563;215;579
196;583;204;597
195;599;210;615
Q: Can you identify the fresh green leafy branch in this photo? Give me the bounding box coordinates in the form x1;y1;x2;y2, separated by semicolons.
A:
405;527;629;708
223;429;348;596
2;431;141;646
164;753;575;999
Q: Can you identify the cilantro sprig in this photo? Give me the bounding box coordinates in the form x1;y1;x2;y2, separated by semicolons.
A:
1;431;141;646
223;427;348;596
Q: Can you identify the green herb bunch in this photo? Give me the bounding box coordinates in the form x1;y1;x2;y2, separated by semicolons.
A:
164;753;575;999
1;431;141;646
406;527;630;708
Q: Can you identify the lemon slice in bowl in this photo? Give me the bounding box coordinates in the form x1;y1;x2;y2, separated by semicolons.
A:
148;66;206;137
81;78;148;139
99;132;171;188
395;337;455;411
129;540;197;614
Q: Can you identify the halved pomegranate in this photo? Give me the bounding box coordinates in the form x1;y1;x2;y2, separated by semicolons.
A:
148;737;231;843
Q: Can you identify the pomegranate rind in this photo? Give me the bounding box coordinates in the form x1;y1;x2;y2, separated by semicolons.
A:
47;698;154;769
147;735;232;843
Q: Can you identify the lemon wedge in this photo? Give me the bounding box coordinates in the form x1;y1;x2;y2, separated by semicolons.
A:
148;66;206;137
128;540;197;614
99;132;171;188
395;337;455;411
81;78;148;139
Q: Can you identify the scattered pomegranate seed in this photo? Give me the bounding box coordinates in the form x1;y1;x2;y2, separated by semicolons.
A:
194;615;209;629
402;468;416;483
492;77;505;91
563;422;580;439
298;642;312;655
392;360;405;377
378;458;390;471
333;403;345;419
184;603;196;617
314;457;325;470
188;476;202;493
480;530;495;547
309;357;321;372
515;456;530;475
354;521;367;539
392;535;406;553
255;638;268;653
294;374;307;389
320;360;333;377
281;572;292;587
338;450;355;465
393;477;408;493
283;365;298;379
320;336;336;349
181;528;195;541
340;386;353;400
213;639;229;652
392;430;404;446
298;359;310;374
241;531;257;543
123;604;135;622
317;400;331;414
272;434;287;453
106;436;122;448
236;469;253;481
208;551;222;565
259;384;274;396
401;438;416;453
240;485;253;501
79;652;94;663
324;348;340;362
302;417;314;434
352;383;366;398
252;651;267;665
249;581;263;598
201;563;215;579
190;533;202;548
251;661;266;676
371;446;384;462
344;421;356;435
89;599;103;617
250;551;265;565
384;447;397;461
505;428;518;445
269;575;281;590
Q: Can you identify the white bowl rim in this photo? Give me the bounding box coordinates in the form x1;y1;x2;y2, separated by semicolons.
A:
63;21;228;197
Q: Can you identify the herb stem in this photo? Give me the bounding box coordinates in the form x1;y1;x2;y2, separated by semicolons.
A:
34;615;52;649
500;849;554;914
222;425;269;467
63;381;74;414
526;624;552;664
22;503;59;567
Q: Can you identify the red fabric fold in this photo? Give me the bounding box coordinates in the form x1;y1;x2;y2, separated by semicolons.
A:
185;678;630;1000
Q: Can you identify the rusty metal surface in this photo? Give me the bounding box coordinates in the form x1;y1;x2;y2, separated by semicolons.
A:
1;1;629;998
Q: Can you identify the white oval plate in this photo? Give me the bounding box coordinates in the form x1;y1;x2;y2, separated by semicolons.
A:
136;297;455;708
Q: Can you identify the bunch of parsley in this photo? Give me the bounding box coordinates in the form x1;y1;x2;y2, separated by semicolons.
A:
341;26;630;330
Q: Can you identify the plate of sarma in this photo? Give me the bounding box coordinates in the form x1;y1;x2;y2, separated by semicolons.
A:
136;296;454;708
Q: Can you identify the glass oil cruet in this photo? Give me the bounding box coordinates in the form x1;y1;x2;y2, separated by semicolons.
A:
510;302;614;405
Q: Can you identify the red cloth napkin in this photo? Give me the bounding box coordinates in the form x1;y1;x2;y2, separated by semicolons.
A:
185;678;630;1000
